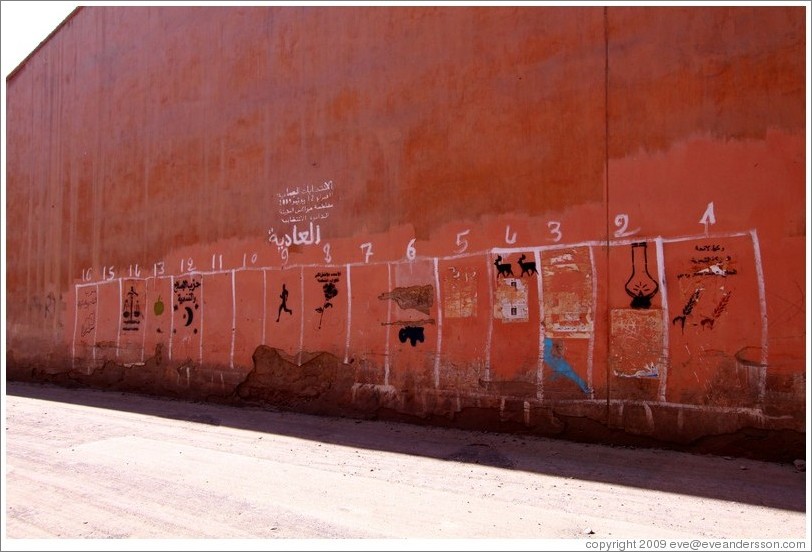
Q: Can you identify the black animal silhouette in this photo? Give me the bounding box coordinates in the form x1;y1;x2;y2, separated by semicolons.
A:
517;254;537;277
494;255;514;278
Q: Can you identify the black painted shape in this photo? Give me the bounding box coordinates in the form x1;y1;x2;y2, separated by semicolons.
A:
494;255;514;278
277;283;293;322
517;254;537;277
398;326;425;347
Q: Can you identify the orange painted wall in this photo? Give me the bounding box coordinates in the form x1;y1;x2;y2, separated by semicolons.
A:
5;6;807;451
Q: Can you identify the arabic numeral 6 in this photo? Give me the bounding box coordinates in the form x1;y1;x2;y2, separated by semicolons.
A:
406;238;416;261
81;268;93;282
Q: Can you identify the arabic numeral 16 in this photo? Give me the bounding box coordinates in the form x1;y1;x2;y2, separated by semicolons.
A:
128;264;141;278
181;257;195;273
81;268;93;282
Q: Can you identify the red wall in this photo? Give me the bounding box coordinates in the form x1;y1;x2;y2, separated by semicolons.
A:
5;6;807;458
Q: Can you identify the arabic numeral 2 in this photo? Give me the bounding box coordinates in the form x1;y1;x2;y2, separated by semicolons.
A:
323;243;332;264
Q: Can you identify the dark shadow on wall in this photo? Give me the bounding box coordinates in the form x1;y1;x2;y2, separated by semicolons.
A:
5;381;806;513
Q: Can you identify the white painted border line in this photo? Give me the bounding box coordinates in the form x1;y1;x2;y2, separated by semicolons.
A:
534;249;544;401
587;245;597;400
298;266;304;366
262;269;267;346
654;237;669;402
433;257;443;389
485;252;494;381
384;262;392;386
169;275;174;362
116;278;123;357
199;274;205;366
344;263;352;364
71;288;79;370
92;283;99;368
230;269;236;370
140;279;148;363
750;229;769;406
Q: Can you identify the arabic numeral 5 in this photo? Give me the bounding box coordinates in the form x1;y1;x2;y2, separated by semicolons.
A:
181;257;195;273
455;229;470;254
103;266;116;281
81;268;93;282
406;238;416;261
128;264;141;278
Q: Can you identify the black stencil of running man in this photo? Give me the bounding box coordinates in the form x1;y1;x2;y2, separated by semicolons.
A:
314;271;341;329
277;283;293;322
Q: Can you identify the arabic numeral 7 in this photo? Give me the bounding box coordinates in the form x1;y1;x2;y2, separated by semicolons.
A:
360;242;374;263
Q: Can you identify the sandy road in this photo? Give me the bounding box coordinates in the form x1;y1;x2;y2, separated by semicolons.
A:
3;382;808;543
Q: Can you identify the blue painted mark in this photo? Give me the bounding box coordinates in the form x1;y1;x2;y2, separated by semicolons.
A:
543;337;590;395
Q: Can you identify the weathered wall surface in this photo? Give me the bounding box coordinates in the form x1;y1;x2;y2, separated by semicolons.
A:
5;6;807;460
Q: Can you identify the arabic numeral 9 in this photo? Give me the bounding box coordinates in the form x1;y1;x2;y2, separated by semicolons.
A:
406;238;416;261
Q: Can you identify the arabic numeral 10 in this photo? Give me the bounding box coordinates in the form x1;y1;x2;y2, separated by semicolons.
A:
243;252;258;267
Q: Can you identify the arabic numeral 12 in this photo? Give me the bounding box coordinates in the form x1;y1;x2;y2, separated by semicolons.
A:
181;257;195;273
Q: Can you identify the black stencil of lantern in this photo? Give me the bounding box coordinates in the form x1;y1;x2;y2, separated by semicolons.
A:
624;242;659;309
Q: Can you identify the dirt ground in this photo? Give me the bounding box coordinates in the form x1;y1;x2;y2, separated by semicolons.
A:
3;381;808;544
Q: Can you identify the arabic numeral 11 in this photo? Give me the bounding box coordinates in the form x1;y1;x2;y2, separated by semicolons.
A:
212;254;223;270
